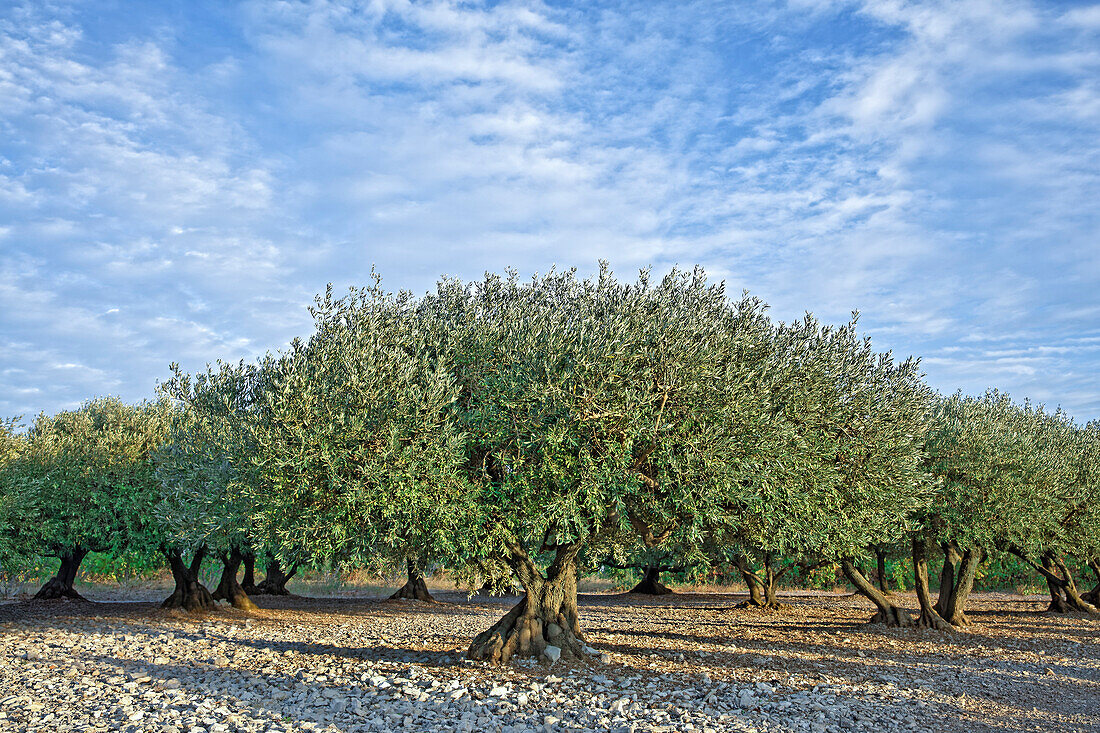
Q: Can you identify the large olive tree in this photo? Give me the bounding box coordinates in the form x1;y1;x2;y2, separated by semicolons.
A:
442;268;789;662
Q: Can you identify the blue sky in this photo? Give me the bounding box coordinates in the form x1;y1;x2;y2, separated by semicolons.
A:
1;0;1099;421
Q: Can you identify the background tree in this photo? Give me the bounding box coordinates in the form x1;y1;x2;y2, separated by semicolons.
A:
918;392;1098;629
0;417;30;569
1079;422;1100;606
4;398;171;600
719;315;935;623
155;362;268;611
1005;408;1099;615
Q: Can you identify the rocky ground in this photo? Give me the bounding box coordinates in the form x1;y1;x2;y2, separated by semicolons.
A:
0;590;1097;733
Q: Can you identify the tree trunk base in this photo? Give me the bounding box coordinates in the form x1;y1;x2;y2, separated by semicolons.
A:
162;548;217;613
915;609;955;631
33;576;86;601
251;560;296;596
390;578;434;602
33;549;89;601
627;568;673;596
870;606;914;627
211;551;258;611
947;612;971;626
253;580;291;596
842;559;913;628
467;595;585;664
162;583;217;612
1047;593;1099;614
212;577;258;610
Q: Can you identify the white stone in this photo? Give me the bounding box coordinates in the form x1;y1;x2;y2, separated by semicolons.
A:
543;646;562;664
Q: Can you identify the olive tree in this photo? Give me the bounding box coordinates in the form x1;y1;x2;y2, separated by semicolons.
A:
4;398;171;599
1005;409;1099;615
240;280;471;605
154;362;271;611
917;392;1098;629
441;267;794;662
716;315;934;623
0;417;30;569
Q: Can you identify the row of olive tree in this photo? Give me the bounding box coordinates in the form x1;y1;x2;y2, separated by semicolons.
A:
2;266;1097;660
0;395;299;608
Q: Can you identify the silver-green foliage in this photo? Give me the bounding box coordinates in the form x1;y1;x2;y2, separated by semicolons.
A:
154;361;267;556
0;398;172;559
239;266;936;582
243;278;470;570
924;391;1094;558
726;314;935;562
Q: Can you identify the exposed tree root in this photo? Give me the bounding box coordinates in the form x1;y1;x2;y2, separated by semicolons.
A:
468;543;586;664
467;594;585;664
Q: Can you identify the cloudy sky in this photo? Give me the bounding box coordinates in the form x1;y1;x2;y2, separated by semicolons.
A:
1;0;1098;421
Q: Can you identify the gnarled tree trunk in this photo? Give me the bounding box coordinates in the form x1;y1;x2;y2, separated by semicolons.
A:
1043;555;1071;612
875;547;894;597
162;546;215;612
212;547;258;610
391;558;434;601
628;566;673;595
1012;550;1098;615
733;553;789;609
34;548;89;600
468;543;586;664
841;558;913;626
933;545;980;627
912;538;953;630
1043;555;1097;614
254;558;297;595
735;556;767;607
241;552;258;594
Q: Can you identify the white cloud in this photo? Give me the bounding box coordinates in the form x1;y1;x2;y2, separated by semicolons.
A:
0;0;1098;421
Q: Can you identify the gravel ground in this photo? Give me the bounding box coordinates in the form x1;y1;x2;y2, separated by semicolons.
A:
0;590;1097;732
